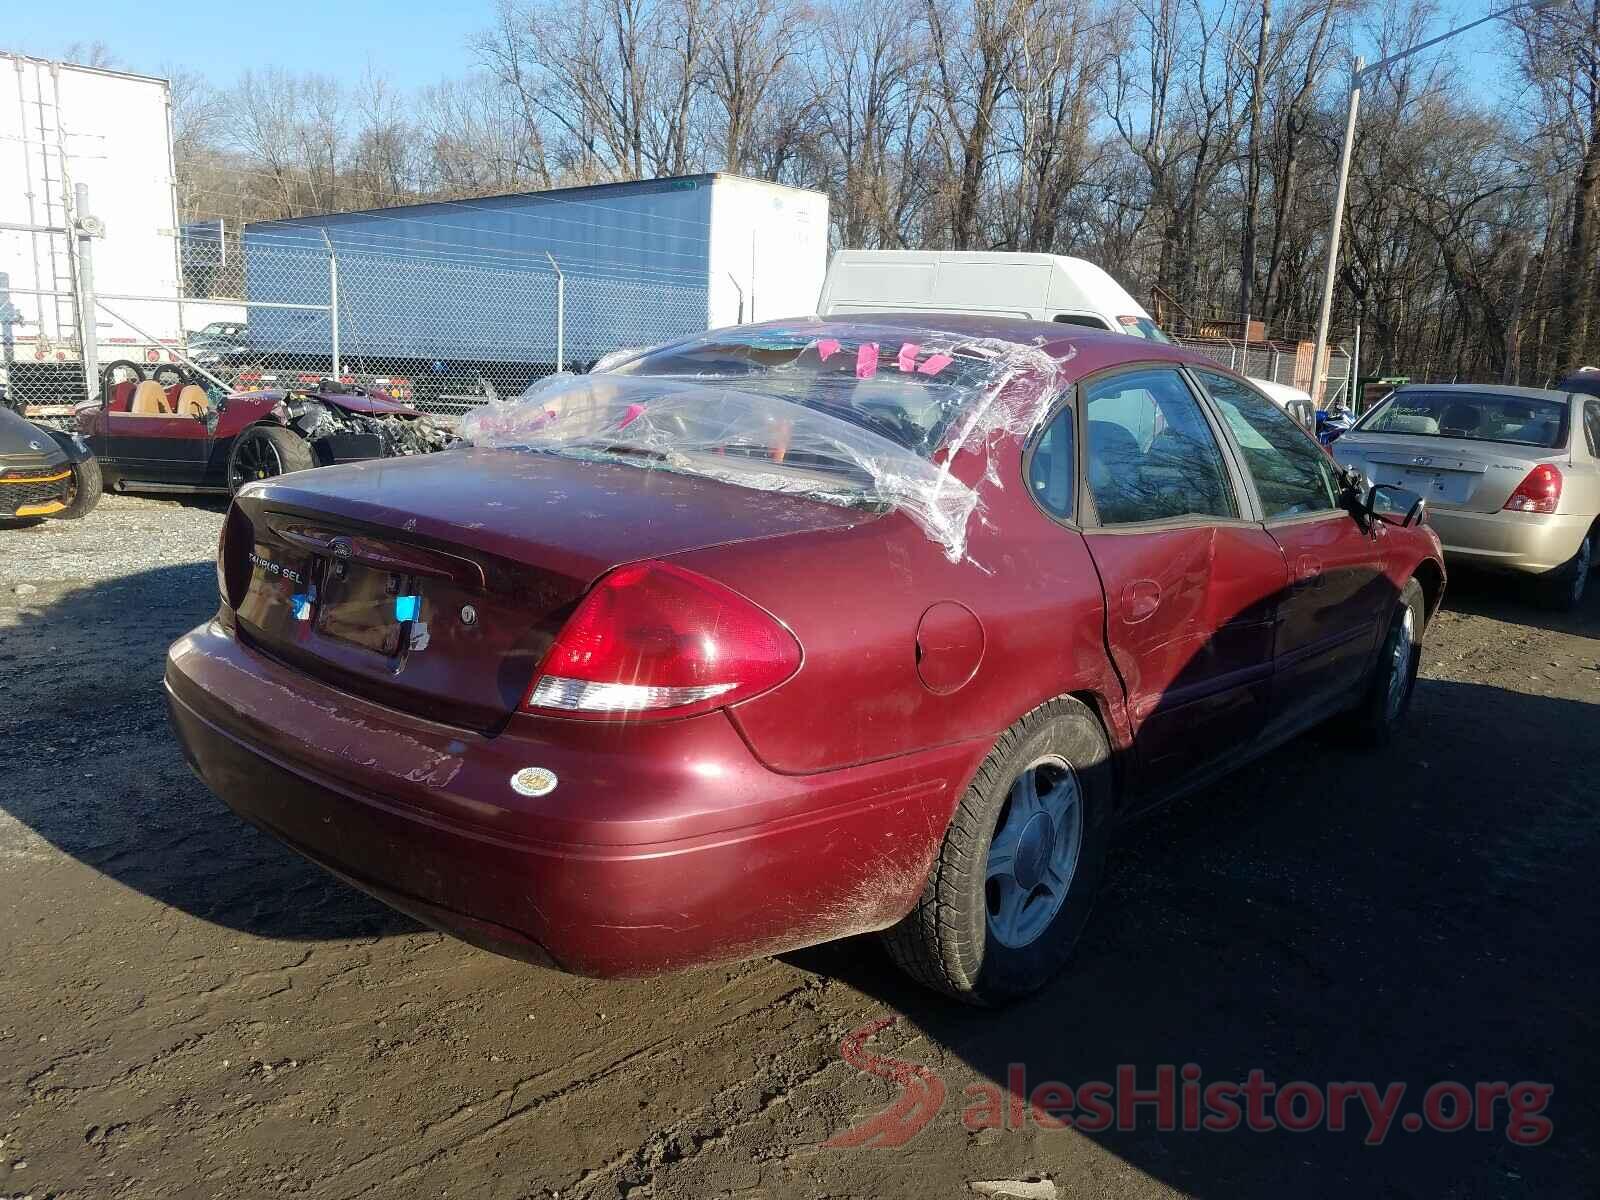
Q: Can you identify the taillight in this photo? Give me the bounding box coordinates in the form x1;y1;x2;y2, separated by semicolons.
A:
217;505;254;609
523;561;800;720
1504;464;1562;514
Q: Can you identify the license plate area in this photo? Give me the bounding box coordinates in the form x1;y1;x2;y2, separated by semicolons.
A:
1376;466;1470;505
315;562;418;658
239;547;316;632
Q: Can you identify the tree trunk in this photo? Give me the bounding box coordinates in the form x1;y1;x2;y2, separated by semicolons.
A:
1239;0;1270;327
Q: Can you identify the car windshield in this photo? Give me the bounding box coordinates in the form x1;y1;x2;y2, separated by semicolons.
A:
1357;390;1569;449
1117;316;1172;344
609;330;1011;458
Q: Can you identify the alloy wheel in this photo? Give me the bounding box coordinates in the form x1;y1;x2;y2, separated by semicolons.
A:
1386;606;1415;721
232;432;283;489
985;755;1083;950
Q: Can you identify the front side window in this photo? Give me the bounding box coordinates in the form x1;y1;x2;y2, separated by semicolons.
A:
1053;314;1111;330
1195;369;1338;518
1083;368;1235;525
1584;399;1600;458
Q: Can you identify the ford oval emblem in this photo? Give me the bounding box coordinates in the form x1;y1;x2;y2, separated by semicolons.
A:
330;537;353;559
1411;455;1433;466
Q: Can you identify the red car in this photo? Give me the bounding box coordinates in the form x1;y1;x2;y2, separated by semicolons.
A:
166;318;1444;1004
76;370;453;496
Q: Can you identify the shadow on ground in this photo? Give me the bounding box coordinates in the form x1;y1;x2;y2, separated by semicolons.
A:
792;673;1599;1194
1442;564;1599;638
0;560;417;942
3;560;1595;1195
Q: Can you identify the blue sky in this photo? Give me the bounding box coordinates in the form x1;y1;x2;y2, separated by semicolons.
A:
5;0;1519;109
5;0;484;87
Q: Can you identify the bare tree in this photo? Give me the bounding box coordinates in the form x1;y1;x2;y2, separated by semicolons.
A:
704;0;806;172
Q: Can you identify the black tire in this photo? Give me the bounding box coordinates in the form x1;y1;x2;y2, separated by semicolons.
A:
1349;577;1425;746
227;423;316;493
1535;531;1592;612
882;696;1113;1005
54;456;103;520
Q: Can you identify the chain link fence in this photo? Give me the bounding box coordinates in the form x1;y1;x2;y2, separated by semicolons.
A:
182;231;710;416
1;222;89;413
1172;334;1355;408
3;207;713;421
7;190;1357;427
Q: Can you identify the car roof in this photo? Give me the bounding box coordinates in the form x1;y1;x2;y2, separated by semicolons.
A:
732;313;1221;378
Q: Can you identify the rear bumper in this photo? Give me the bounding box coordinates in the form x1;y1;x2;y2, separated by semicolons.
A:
1424;507;1591;574
165;619;983;977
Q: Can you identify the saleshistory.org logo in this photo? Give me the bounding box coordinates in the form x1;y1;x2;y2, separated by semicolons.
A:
825;1019;1555;1148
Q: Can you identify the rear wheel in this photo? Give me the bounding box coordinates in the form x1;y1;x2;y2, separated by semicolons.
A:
882;697;1112;1005
228;424;315;493
55;456;103;520
1349;577;1425;746
1536;531;1592;612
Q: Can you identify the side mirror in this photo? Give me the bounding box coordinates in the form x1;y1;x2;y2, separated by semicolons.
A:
1337;463;1371;518
1366;482;1426;529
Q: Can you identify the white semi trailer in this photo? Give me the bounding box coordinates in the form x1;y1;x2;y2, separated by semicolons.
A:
0;53;188;407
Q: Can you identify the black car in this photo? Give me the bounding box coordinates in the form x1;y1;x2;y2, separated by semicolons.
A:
0;391;102;521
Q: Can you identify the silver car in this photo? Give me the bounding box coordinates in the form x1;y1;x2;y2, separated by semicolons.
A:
1333;384;1599;609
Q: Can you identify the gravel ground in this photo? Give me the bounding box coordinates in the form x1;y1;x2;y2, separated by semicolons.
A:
0;495;1596;1199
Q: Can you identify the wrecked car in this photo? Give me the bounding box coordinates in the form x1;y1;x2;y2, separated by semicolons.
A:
0;394;102;521
76;372;456;496
166;317;1445;1004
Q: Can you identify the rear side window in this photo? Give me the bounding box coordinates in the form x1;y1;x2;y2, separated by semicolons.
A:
1083;368;1236;525
1195;369;1337;518
1053;314;1111;330
1027;407;1075;520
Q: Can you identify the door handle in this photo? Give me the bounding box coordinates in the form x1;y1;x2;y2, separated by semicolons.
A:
1122;579;1161;622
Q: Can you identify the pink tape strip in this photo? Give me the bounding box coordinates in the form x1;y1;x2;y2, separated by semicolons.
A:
916;353;954;376
817;338;841;361
897;342;921;372
617;403;646;429
855;343;880;379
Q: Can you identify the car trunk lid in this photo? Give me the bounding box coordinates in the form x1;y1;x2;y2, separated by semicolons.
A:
225;448;874;731
1341;434;1566;514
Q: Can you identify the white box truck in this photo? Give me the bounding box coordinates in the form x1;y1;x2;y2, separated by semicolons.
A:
239;173;829;408
1;53;186;407
817;250;1316;427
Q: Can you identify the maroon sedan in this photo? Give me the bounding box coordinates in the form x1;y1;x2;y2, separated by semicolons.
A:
166;317;1444;1004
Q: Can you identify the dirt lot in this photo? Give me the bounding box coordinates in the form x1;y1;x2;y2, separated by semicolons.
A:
1;496;1596;1199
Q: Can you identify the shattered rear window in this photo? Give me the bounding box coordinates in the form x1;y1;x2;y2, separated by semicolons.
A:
460;328;1062;562
608;332;1001;458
